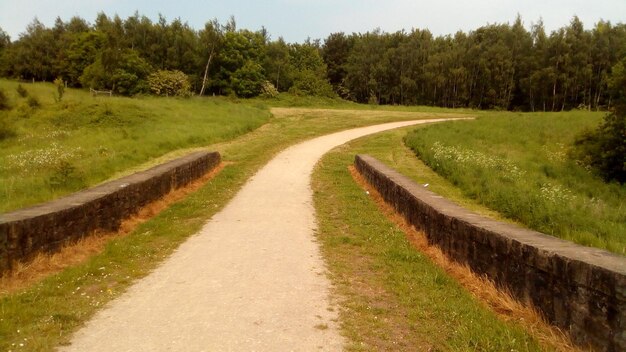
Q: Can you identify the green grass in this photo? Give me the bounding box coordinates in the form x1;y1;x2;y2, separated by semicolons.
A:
0;106;457;351
404;111;626;254
312;129;550;351
0;79;270;213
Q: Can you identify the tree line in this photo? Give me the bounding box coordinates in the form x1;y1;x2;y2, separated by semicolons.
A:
0;13;334;98
0;13;625;111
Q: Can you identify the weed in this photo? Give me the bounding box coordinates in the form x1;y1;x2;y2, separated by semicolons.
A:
16;84;28;98
27;95;40;108
48;160;84;189
54;78;65;102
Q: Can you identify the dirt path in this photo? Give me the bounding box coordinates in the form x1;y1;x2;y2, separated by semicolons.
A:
59;119;455;352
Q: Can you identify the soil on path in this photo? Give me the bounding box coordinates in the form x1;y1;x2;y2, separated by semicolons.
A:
59;119;455;352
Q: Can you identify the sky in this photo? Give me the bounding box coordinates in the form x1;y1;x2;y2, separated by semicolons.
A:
1;0;625;42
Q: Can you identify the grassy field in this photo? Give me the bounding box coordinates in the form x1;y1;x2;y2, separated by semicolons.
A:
404;112;626;255
0;80;270;212
0;105;463;351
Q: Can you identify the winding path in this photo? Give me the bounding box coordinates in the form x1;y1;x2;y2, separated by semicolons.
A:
60;119;454;352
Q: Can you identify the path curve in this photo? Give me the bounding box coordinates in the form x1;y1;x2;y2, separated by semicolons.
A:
60;119;456;352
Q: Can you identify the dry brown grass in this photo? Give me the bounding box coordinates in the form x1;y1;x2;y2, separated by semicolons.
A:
349;165;583;352
0;163;225;295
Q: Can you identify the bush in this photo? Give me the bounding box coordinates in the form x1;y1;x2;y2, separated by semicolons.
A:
231;61;264;98
54;77;65;102
0;88;10;110
80;50;151;96
288;69;336;98
571;109;626;183
16;84;28;98
260;81;279;98
147;70;192;97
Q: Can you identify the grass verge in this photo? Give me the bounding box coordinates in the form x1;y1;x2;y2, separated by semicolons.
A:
312;126;576;351
0;107;462;351
404;112;626;254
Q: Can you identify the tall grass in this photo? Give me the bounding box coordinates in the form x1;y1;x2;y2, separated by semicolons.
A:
404;111;626;254
0;79;270;212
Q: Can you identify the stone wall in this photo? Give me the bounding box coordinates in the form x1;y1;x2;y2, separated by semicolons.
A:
0;151;220;273
354;154;625;352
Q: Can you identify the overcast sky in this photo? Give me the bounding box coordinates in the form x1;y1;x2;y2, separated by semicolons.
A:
1;0;625;42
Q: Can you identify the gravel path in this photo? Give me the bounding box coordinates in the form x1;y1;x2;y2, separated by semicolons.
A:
59;119;451;352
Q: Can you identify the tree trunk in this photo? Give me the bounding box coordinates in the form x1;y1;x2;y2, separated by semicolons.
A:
199;47;214;96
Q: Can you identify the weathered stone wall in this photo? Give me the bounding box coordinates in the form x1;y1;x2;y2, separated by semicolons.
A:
354;154;625;352
0;151;220;273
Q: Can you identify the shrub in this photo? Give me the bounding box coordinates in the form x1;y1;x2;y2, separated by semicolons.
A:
16;84;28;98
571;109;626;183
288;69;336;98
260;81;279;98
231;61;264;98
147;70;192;97
54;77;65;102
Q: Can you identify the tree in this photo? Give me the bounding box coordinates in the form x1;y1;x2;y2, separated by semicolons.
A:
572;58;626;183
322;32;354;95
264;38;291;91
231;61;264;97
198;20;223;95
215;29;266;96
0;27;10;75
81;49;151;95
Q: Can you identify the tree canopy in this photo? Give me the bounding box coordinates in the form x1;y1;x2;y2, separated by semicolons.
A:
0;13;624;109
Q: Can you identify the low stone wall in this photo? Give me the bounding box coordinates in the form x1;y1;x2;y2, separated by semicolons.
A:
0;151;220;273
354;154;625;352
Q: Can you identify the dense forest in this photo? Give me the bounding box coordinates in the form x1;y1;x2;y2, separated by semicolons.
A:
1;13;625;111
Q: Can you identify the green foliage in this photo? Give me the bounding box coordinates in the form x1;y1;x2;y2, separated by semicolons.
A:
216;29;267;97
288;69;336;97
260;80;279;98
572;110;626;183
1;12;625;109
405;112;626;254
16;84;28;97
147;70;192;97
287;41;336;98
230;61;264;98
81;49;151;96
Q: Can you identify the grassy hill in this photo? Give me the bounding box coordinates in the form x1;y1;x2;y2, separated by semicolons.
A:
404;111;626;255
0;80;270;212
